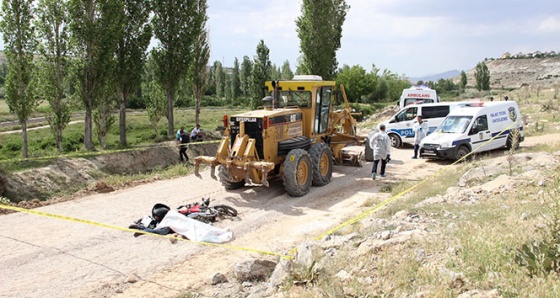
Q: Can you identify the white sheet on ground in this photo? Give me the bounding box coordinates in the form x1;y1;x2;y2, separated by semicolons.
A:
158;210;233;243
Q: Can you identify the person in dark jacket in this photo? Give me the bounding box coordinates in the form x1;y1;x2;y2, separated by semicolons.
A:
178;130;189;162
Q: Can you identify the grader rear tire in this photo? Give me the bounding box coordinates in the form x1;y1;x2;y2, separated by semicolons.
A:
283;149;313;197
218;166;245;190
309;143;333;186
364;137;374;161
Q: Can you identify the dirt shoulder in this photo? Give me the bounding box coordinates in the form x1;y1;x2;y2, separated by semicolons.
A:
0;134;559;298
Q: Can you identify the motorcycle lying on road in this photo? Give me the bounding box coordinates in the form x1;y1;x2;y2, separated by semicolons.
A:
129;199;238;232
177;198;238;224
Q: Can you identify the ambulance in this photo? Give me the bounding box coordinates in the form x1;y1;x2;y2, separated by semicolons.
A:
383;102;469;147
419;101;524;160
398;85;439;109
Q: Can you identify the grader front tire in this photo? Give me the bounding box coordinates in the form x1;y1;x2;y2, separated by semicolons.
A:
283;149;313;197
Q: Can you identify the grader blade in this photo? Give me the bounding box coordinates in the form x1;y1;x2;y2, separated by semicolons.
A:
193;156;218;179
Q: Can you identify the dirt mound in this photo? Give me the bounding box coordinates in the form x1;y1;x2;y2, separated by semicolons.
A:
359;105;399;135
0;141;218;202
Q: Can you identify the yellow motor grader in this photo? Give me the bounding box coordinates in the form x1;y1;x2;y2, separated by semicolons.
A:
194;75;365;197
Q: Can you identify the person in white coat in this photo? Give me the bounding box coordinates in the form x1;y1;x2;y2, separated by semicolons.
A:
412;115;428;159
369;124;391;180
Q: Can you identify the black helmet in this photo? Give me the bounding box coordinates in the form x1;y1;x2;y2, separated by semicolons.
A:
152;203;170;221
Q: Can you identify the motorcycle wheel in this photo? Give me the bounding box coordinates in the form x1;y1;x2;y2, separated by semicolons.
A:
213;205;238;217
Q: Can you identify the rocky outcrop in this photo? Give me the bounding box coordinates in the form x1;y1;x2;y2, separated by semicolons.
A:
464;57;560;89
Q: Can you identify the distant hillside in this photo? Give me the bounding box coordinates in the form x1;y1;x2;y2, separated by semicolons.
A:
409;70;461;83
462;56;560;89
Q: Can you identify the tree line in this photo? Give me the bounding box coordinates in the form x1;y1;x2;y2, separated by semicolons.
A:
0;0;491;159
0;0;352;158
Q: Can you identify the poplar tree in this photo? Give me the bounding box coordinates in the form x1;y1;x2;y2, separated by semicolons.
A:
460;70;468;90
69;0;121;150
230;57;241;99
35;0;72;154
93;86;115;149
142;53;167;139
474;62;490;91
213;61;224;98
0;0;37;158
114;0;152;146
191;0;209;127
250;40;271;108
239;56;252;97
296;0;349;80
152;0;202;137
281;60;293;80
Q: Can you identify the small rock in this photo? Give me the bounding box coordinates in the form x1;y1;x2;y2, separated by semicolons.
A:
234;259;277;282
126;275;138;283
324;247;337;256
447;246;459;255
211;272;228;285
95;181;107;190
393;210;408;221
362;276;373;284
242;281;253;288
520;213;529;220
381;231;391;240
335;270;350;281
415;249;425;262
243;189;257;195
115;289;123;294
268;259;291;290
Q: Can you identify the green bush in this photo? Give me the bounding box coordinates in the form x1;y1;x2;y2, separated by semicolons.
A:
200;95;227;107
2;141;21;152
515;241;560;276
515;179;560;276
62;132;84;152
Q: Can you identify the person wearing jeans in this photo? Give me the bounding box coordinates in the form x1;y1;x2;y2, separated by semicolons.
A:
369;124;391;180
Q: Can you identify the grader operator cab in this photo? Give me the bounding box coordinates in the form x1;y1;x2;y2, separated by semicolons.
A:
194;75;365;197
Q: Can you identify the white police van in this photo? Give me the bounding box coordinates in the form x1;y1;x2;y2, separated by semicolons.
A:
398;85;439;109
383;102;468;147
419;101;524;160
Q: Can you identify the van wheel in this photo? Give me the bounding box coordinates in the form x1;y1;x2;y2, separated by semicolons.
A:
389;134;402;148
309;143;333;186
455;146;470;161
283;149;313;197
218;166;245;190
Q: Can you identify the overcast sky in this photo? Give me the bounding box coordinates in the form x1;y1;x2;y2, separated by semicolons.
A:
207;0;560;77
1;1;558;78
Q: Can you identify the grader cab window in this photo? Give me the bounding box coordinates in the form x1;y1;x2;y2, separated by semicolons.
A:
315;86;332;134
276;91;311;108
